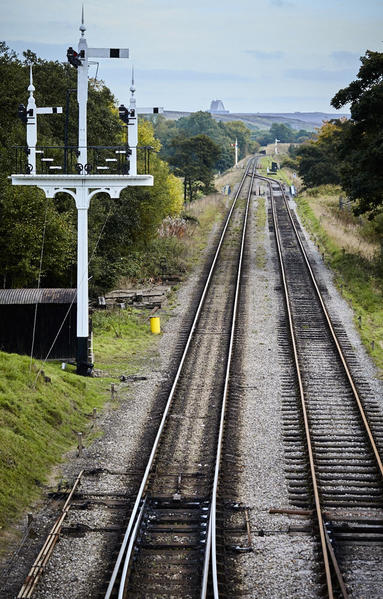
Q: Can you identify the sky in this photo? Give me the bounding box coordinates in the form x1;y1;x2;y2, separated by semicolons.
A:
1;0;382;114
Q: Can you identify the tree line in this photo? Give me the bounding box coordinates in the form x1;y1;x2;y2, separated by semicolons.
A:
286;50;383;218
252;122;313;146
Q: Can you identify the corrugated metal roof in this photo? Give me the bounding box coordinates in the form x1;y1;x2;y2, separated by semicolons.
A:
0;289;77;305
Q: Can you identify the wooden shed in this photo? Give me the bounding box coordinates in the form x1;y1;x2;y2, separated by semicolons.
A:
0;289;77;360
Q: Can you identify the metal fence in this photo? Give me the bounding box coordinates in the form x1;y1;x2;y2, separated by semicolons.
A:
12;145;154;175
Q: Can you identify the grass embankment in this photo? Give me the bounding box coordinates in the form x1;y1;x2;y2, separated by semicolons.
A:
258;154;295;187
0;168;237;540
0;354;104;531
296;185;383;376
92;307;155;375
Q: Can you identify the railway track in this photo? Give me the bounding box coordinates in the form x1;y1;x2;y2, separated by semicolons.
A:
9;162;383;599
261;174;383;599
103;161;256;598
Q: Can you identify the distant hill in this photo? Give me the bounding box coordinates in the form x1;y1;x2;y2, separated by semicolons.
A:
162;111;349;132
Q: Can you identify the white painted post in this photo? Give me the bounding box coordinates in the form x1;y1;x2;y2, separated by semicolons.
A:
77;18;88;170
129;79;138;176
26;67;37;174
75;187;90;369
235;138;238;167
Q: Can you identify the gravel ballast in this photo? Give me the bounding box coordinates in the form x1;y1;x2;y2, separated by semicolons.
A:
1;181;383;599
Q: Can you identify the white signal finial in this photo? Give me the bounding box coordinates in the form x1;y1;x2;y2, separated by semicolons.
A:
130;66;136;95
28;65;35;95
80;4;86;36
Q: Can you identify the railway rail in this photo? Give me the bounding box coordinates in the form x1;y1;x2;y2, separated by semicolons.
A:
103;160;256;598
261;174;383;599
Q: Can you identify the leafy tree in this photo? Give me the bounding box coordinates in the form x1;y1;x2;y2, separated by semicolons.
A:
252;123;313;146
151;111;257;172
296;120;345;188
0;183;75;288
0;43;183;293
331;50;383;215
88;120;183;292
169;134;221;202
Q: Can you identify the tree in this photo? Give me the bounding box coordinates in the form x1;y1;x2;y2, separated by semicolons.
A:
88;120;183;293
169;134;221;202
0;184;76;288
331;50;383;215
151;111;258;172
296;120;345;188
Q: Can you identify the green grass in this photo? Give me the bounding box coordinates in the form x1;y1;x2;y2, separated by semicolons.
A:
0;353;107;530
258;155;293;186
296;189;383;376
0;306;160;540
92;307;157;375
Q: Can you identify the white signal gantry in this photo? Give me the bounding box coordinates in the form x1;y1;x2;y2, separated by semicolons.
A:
11;12;154;375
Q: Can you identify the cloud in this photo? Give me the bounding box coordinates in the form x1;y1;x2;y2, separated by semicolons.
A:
285;67;355;81
245;50;285;60
330;50;361;65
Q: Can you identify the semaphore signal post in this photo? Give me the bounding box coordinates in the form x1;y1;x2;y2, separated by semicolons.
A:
118;69;163;176
11;11;154;375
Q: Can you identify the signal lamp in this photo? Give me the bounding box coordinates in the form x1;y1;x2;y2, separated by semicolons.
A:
67;47;82;68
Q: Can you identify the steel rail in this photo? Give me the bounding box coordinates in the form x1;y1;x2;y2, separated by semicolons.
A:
117;499;147;599
266;178;335;599
262;172;383;597
279;181;383;479
104;159;256;599
201;162;256;599
17;470;84;599
264;174;383;478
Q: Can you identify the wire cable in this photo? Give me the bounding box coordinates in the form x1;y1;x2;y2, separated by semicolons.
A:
29;198;49;372
33;199;114;386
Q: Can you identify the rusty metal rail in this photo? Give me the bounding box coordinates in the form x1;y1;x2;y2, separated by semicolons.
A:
17;470;84;598
261;173;383;598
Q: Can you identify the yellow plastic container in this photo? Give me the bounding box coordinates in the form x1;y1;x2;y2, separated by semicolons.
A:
150;316;161;334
